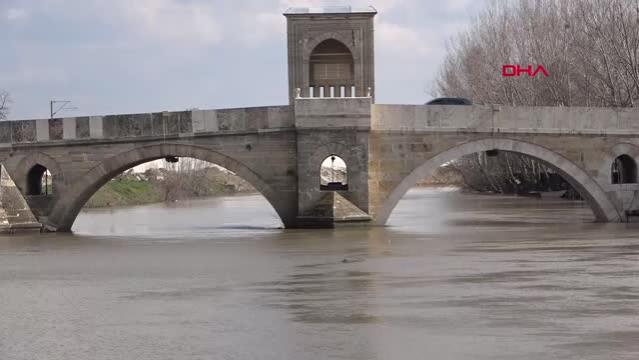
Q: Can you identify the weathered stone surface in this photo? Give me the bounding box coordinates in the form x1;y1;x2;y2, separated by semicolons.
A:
151;113;164;136
246;107;269;130
0;122;12;143
49;119;63;140
63;118;76;139
12;120;36;143
36;119;49;141
177;111;192;133
89;116;103;138
371;104;639;134
267;106;292;128
104;114;152;138
192;110;218;132
165;113;180;135
295;98;371;129
217;109;245;131
76;117;90;138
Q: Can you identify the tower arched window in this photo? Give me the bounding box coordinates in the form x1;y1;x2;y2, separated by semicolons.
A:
309;39;354;97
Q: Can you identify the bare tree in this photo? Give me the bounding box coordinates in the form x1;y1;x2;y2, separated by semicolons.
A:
160;157;208;201
0;90;9;121
434;0;639;194
436;0;639;107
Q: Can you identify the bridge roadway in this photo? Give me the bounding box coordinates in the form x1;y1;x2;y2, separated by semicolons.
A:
1;97;639;231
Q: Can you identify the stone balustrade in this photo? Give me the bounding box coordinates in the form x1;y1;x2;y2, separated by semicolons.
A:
0;105;292;145
5;102;639;146
372;104;639;135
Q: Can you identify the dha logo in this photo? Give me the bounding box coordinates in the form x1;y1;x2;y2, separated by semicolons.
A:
502;64;549;78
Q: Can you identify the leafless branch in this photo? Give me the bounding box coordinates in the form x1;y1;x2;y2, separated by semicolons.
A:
0;90;10;121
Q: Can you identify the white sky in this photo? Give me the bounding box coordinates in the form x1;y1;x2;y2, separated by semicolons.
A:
1;0;485;119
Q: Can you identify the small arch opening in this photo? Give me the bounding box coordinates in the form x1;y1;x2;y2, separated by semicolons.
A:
612;154;637;184
27;164;53;195
310;39;354;92
320;155;348;191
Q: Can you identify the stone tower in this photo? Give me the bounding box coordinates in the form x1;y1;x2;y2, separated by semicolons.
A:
284;6;377;104
285;6;377;227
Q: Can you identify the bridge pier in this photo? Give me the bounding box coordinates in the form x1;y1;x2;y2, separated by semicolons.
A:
293;97;373;227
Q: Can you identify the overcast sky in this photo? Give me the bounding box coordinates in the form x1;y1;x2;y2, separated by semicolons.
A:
1;0;484;120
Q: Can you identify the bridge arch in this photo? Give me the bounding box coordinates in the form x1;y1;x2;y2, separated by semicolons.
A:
45;143;291;231
374;138;621;225
14;151;64;194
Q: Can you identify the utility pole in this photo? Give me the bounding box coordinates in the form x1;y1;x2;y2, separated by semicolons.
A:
49;100;77;120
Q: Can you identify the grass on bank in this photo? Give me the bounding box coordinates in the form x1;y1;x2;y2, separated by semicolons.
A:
85;179;162;208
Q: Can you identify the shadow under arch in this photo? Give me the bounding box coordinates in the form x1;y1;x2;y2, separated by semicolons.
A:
374;138;621;225
46;143;290;231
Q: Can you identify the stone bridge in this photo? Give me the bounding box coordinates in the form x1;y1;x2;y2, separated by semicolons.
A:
2;6;639;231
1;98;638;231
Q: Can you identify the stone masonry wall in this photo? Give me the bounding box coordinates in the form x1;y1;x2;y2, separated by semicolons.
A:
0;106;292;145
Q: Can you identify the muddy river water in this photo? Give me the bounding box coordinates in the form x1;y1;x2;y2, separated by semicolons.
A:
2;188;639;359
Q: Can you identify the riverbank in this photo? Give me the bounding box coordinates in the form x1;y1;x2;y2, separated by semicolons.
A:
85;166;255;208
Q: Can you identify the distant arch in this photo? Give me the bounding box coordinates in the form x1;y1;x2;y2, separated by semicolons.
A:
611;155;637;184
597;143;639;187
45;143;293;231
375;138;621;225
15;151;64;194
26;164;52;195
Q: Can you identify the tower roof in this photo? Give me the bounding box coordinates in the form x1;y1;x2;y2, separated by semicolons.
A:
283;5;377;16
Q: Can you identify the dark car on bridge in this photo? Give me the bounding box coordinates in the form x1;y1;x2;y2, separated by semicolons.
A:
426;97;472;105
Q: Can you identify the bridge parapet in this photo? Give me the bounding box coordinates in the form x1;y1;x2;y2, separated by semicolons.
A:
294;97;372;129
372;104;639;135
1;105;293;146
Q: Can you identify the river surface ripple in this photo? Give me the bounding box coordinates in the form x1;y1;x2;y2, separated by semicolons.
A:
2;188;639;360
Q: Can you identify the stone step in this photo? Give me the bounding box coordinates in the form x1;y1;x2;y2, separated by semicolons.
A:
0;165;41;227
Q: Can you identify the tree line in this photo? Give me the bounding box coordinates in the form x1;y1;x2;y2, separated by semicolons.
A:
434;0;639;195
0;90;9;121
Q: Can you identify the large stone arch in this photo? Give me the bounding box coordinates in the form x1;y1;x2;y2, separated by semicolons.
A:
374;138;622;225
45;143;294;231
